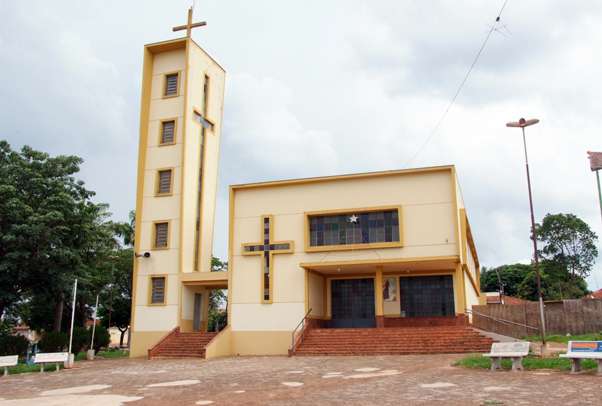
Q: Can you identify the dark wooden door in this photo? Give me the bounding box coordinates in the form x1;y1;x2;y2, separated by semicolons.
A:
399;275;455;317
331;278;376;328
193;293;203;331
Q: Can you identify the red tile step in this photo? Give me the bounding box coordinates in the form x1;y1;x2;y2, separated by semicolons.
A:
149;330;217;359
293;326;493;356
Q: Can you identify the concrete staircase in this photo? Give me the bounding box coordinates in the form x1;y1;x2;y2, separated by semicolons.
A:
148;328;217;359
293;326;493;356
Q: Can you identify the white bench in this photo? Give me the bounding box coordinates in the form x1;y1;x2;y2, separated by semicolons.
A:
483;342;530;371
0;355;18;377
560;341;602;374
33;352;69;373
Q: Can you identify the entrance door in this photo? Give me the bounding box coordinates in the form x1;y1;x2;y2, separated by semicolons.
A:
193;293;203;331
399;275;455;317
331;278;375;328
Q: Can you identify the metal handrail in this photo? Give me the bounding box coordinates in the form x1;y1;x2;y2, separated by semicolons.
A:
466;308;539;331
290;308;313;352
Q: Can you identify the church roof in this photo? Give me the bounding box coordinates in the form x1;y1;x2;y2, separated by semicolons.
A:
230;164;456;190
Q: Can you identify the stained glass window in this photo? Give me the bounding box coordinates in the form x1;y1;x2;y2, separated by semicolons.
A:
309;209;400;247
242;216;292;303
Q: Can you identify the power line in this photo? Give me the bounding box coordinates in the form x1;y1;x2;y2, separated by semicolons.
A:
405;0;510;166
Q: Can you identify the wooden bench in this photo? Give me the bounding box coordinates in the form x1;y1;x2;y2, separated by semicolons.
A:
560;341;602;374
483;342;530;371
0;355;18;377
33;352;69;373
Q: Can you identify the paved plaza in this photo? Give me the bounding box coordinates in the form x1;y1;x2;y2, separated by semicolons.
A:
0;354;600;405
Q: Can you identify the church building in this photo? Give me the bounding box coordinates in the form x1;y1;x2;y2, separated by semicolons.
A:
130;10;487;359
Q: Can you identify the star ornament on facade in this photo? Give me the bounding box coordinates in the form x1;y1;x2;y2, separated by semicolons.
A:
348;214;359;223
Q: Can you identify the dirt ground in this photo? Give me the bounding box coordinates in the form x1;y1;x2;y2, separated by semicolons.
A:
0;354;600;405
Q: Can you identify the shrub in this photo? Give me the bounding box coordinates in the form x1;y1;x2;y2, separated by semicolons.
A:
92;326;110;353
71;327;90;354
38;331;68;352
0;333;29;357
207;309;227;332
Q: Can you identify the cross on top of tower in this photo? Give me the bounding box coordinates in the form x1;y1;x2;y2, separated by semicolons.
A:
172;6;207;38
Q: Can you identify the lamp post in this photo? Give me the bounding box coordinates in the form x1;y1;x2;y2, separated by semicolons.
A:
506;117;547;344
587;151;602;223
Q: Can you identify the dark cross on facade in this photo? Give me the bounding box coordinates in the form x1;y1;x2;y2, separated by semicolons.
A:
173;6;207;38
242;216;294;303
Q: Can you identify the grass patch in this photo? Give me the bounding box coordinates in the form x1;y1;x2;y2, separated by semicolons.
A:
6;362;64;375
523;333;602;344
5;349;128;375
96;349;128;359
454;354;598;371
74;351;87;361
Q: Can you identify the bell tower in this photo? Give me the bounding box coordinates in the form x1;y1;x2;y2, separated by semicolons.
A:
130;7;227;357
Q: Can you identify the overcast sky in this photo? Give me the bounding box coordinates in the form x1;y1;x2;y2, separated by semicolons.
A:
1;0;601;289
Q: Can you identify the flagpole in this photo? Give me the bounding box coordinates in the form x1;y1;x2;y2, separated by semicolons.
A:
87;294;99;361
67;278;77;368
90;294;99;349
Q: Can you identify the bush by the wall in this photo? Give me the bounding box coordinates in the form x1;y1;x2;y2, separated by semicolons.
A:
0;333;29;357
38;331;68;352
92;326;111;353
70;327;90;354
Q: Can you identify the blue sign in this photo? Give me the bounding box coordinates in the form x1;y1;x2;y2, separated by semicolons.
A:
570;341;602;352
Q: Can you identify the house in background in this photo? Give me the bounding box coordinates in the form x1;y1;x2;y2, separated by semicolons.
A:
584;289;602;299
484;292;532;305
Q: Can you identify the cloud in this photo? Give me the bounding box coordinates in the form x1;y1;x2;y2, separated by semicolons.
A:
222;73;339;180
1;0;601;288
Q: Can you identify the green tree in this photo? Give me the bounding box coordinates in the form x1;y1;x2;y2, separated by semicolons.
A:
480;264;532;297
536;213;598;279
208;257;227;331
0;141;119;331
99;246;133;347
516;260;589;301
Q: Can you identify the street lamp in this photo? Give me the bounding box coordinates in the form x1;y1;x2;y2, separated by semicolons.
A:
587;151;602;223
506;117;547;344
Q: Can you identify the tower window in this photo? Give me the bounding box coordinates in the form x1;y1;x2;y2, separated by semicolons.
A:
150;276;166;304
156;169;173;195
154;222;169;249
164;73;179;97
160;120;175;145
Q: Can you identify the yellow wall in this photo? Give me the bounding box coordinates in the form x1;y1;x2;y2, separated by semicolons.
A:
179;41;226;275
229;168;470;355
130;331;169;358
231;331;292;356
204;326;232;359
131;38;226;357
308;272;325;317
180;285;210;332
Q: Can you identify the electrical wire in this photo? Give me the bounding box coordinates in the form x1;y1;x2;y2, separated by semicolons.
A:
404;0;510;166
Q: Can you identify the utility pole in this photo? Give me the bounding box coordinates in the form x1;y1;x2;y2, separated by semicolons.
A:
506;117;547;344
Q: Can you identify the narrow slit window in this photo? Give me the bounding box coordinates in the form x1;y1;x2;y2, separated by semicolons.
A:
160;120;175;144
164;73;179;96
154;222;169;248
150;277;166;304
157;169;172;195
